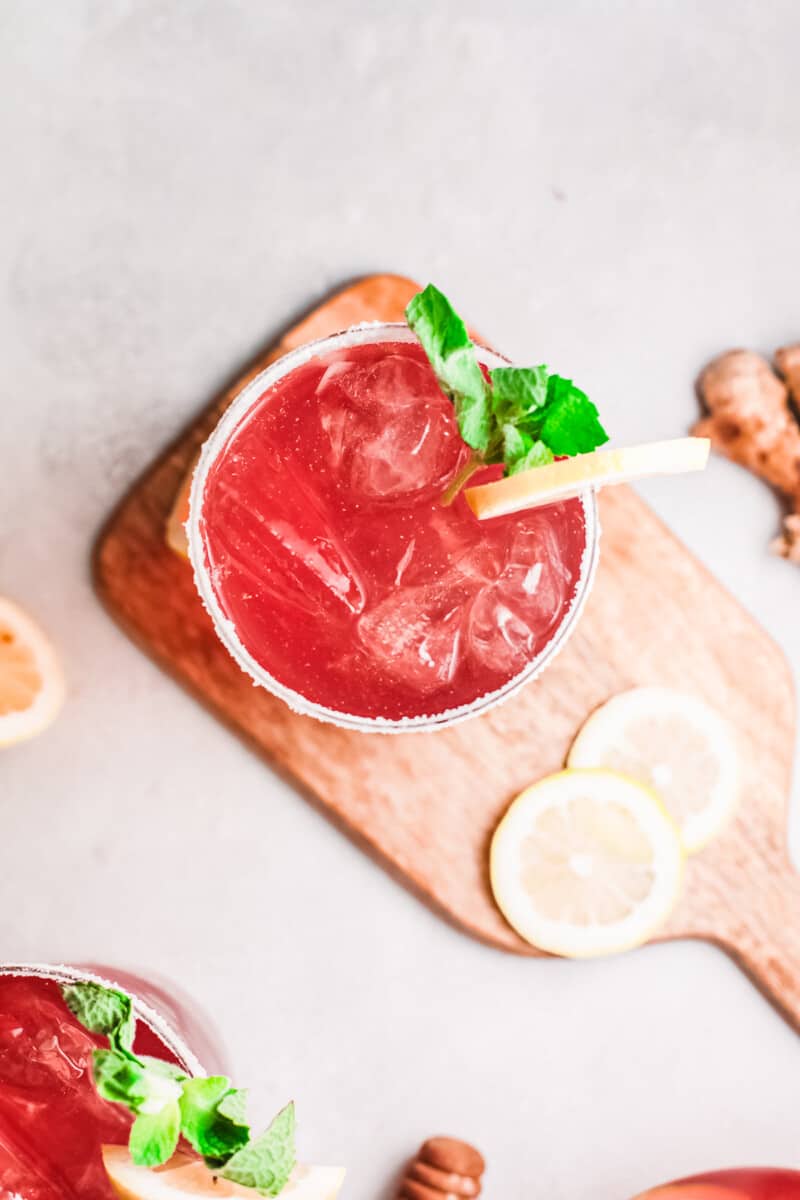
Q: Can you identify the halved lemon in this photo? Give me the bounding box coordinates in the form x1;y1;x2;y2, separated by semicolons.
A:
465;437;709;520
490;769;684;958
567;687;739;853
0;596;65;748
102;1147;346;1200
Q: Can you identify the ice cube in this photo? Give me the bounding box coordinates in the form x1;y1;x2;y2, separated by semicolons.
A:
357;572;476;694
467;589;539;676
315;360;355;462
204;465;366;620
503;522;574;602
315;354;463;500
467;521;574;675
411;504;504;588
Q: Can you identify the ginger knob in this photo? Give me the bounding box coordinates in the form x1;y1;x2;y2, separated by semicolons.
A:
398;1137;485;1200
693;345;800;562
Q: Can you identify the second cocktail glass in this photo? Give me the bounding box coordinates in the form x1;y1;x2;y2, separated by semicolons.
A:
0;962;222;1200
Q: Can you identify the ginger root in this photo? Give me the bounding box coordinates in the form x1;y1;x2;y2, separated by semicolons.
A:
693;345;800;562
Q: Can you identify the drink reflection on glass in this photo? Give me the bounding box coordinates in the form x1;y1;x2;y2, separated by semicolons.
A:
189;324;597;732
0;962;222;1200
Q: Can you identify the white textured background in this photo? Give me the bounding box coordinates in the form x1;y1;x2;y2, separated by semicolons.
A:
2;3;800;1197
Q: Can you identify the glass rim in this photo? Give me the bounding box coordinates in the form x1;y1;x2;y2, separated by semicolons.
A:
187;321;600;733
0;961;206;1078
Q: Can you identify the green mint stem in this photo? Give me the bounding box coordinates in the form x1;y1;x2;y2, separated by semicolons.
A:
440;451;485;506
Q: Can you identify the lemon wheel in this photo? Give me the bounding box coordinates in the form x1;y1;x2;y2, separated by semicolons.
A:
490;769;684;958
568;687;739;852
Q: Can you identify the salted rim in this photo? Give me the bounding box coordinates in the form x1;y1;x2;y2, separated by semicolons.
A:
187;322;600;733
0;962;206;1078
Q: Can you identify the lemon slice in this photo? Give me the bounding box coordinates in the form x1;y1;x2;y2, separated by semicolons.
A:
490;769;684;957
0;596;65;748
567;687;739;853
102;1147;346;1200
465;437;710;519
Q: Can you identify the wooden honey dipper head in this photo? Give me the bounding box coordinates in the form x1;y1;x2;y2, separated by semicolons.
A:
399;1137;486;1200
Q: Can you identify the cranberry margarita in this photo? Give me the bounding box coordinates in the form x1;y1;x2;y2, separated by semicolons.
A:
190;325;598;730
0;964;215;1200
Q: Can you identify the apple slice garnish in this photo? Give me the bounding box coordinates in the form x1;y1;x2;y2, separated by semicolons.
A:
465;437;710;520
102;1146;346;1200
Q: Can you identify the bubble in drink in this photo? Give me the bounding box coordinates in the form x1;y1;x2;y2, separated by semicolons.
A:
196;338;589;723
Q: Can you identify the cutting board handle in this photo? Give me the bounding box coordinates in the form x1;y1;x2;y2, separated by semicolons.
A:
715;847;800;1033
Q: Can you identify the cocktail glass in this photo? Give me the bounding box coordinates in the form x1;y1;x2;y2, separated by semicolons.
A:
0;962;223;1200
189;324;599;732
633;1168;800;1199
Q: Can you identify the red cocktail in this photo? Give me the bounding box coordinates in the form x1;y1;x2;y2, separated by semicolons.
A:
634;1169;800;1199
189;325;598;730
0;964;218;1200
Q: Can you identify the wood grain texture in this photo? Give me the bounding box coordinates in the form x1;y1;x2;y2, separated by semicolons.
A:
94;275;800;1030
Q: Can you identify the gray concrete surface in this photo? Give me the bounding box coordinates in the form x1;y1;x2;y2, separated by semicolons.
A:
2;3;800;1197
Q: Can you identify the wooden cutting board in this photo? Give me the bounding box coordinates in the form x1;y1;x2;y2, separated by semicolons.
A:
94;275;800;1030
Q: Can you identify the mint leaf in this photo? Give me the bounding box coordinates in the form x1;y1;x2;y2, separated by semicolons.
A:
92;1047;184;1125
139;1056;188;1083
218;1089;249;1125
508;439;554;475
502;424;530;466
129;1102;181;1168
92;1049;151;1110
490;365;548;422
502;426;554;475
61;982;135;1054
406;284;491;452
539;376;609;455
222;1102;296;1196
179;1076;251;1163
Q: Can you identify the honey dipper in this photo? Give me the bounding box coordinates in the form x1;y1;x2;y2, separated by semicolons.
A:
398;1137;486;1200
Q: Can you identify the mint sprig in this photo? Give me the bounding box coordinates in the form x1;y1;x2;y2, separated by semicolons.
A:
61;981;294;1196
406;284;609;501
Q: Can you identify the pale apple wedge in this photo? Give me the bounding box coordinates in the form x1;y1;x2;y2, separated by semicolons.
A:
465;437;710;520
102;1147;346;1200
165;465;194;559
